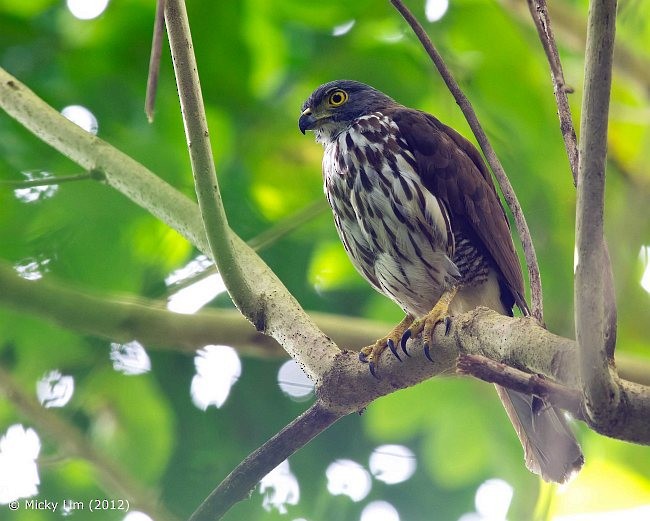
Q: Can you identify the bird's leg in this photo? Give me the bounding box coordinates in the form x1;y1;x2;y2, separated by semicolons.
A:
359;314;415;378
401;286;458;360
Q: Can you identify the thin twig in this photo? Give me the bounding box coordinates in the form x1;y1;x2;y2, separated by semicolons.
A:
457;354;584;419
527;0;579;184
504;0;650;93
575;0;620;425
0;172;93;188
189;401;342;521
389;0;544;323
247;198;328;251
145;0;166;122
0;366;179;521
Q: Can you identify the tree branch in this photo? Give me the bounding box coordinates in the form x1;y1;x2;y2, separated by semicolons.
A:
389;0;544;322
503;0;650;93
189;401;341;521
0;66;339;382
0;172;94;188
164;0;253;313
526;0;579;184
162;0;340;381
457;354;584;418
145;0;166;122
3;8;650;519
526;0;619;360
2;257;647;386
0;366;179;521
575;0;620;426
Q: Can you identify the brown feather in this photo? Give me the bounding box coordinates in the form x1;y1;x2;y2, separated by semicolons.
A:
388;107;529;314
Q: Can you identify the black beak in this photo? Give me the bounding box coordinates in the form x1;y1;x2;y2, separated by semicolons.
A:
298;108;316;134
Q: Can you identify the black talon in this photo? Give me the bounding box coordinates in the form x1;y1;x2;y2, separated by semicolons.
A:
369;362;381;380
387;338;401;361
400;329;412;357
424;342;434;362
359;351;368;363
444;316;452;336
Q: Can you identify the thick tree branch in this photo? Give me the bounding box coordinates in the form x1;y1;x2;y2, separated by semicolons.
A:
0;260;285;357
389;0;544;322
0;66;338;382
2;258;647;386
189;401;341;521
575;0;620;426
0;366;179;521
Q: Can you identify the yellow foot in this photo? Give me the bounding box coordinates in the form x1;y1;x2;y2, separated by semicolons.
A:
359;315;414;378
401;287;458;361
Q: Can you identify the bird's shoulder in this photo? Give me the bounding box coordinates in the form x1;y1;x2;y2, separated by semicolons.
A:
384;107;495;195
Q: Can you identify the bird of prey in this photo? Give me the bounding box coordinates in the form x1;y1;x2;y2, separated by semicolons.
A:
299;79;583;483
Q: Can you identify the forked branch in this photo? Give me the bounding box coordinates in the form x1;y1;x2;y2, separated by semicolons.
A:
574;0;622;427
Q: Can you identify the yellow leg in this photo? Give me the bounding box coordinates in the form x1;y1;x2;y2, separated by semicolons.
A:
401;286;458;360
359;314;414;378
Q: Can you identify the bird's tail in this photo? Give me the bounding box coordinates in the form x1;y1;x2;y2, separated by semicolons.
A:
495;385;584;483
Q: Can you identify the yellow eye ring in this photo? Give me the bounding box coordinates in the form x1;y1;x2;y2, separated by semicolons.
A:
328;89;348;107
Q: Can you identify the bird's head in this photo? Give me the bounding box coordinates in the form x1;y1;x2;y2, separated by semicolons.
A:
299;80;395;143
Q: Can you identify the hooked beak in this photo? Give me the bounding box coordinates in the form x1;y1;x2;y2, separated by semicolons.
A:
298;107;317;134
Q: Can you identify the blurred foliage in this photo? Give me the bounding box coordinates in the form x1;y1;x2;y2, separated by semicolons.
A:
1;0;649;520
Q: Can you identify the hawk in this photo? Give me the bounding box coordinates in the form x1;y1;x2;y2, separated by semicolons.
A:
299;79;583;483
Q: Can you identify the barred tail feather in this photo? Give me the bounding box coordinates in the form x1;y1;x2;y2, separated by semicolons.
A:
495;386;584;483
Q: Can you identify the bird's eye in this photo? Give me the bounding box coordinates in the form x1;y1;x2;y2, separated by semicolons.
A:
328;90;348;107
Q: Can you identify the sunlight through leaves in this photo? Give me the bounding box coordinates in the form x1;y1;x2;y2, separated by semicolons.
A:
326;459;371;502
0;425;40;504
333;20;355;37
459;478;513;521
369;444;416;484
121;512;154;521
360;500;400;521
277;360;314;401
166;255;226;314
554;506;650;521
13;170;58;203
14;256;51;281
260;460;300;514
66;0;110;20
639;245;650;294
191;345;241;410
425;0;449;22
60;105;98;135
110;341;151;375
36;370;74;408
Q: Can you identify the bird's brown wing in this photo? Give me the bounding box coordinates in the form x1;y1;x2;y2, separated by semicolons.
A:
389;107;529;314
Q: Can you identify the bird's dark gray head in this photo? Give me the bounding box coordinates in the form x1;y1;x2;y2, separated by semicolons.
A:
299;80;396;143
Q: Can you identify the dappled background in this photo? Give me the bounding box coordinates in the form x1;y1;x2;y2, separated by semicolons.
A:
1;0;649;520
